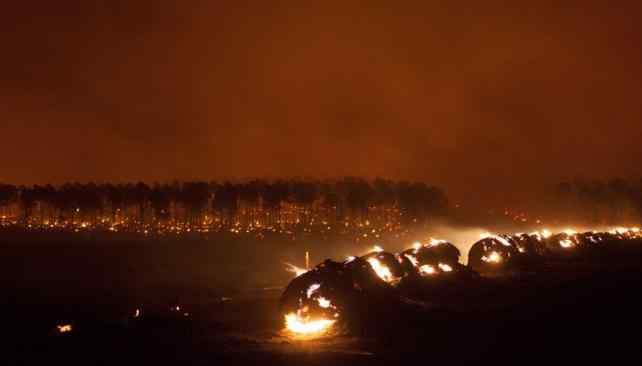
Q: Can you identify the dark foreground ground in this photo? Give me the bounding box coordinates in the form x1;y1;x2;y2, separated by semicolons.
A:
1;230;640;365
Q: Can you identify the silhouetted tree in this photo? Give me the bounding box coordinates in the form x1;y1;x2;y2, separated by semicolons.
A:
262;180;289;226
212;182;238;226
0;178;459;231
344;177;373;218
0;183;17;217
150;183;171;222
134;182;150;223
181;182;211;225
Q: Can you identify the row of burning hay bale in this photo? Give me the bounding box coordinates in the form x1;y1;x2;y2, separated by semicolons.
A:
280;227;641;338
469;227;641;272
280;240;478;338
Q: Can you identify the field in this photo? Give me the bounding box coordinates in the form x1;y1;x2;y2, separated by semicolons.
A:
2;229;640;365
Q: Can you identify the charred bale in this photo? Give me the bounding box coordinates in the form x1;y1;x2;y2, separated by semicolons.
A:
508;234;548;269
280;257;395;333
468;237;519;273
415;242;461;266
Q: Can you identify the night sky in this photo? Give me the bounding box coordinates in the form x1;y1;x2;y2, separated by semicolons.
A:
1;1;641;206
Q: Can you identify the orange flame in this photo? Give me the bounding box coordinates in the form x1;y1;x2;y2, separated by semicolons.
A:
284;262;308;277
284;313;335;336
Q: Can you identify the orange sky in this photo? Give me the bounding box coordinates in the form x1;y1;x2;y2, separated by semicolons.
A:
1;1;641;207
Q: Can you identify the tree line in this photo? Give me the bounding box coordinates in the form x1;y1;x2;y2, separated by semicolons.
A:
0;178;449;229
553;178;642;224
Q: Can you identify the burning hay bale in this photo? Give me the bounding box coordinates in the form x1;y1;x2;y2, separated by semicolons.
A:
280;258;392;337
510;233;548;257
280;228;641;337
471;228;642;268
468;235;519;273
536;227;642;265
399;239;473;280
545;231;583;255
468;232;555;272
280;240;479;337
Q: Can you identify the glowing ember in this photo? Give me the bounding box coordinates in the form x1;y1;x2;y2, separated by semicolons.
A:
438;263;453;272
482;251;502;263
480;233;512;247
372;245;384;253
560;239;574;248
412;242;422;251
366;257;395;283
57;324;73;333
429;238;446;246
317;296;332;308
404;253;419;267
609;227;635;235
285;262;308;277
495;236;512;247
306;283;321;298
344;256;356;263
419;264;436;275
531;229;552;239
284;313;335;336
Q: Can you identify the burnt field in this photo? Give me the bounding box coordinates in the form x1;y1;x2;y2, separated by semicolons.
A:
1;229;641;365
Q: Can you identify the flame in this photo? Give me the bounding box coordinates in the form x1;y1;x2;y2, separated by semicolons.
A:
610;227;630;235
530;229;552;240
560;239;574;248
419;264;436;275
481;251;502;263
495;236;512;247
317;297;332;308
285;262;308;277
366;257;395;283
372;245;384;253
429;238;446;246
607;227;641;238
284;313;335;336
481;233;512;247
57;324;73;333
438;263;453;272
562;229;577;236
344;256;356;263
412;242;422;251
306;283;321;298
404;253;419;267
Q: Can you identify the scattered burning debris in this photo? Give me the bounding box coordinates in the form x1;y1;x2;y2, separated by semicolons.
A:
56;324;73;334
